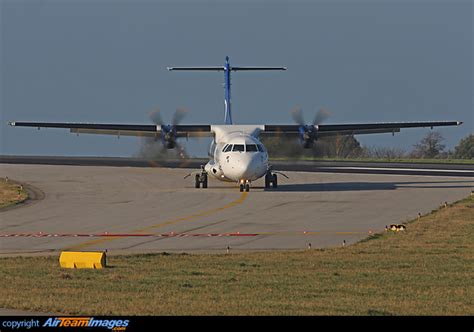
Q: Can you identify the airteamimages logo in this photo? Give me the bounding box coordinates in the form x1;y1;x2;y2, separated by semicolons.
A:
43;317;129;330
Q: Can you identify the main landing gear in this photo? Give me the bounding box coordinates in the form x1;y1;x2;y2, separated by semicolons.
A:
195;166;208;189
264;170;278;189
239;180;250;192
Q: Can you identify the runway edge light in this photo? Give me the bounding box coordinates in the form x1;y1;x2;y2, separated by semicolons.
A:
59;251;106;269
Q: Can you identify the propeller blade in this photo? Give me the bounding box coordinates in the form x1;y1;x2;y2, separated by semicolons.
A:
313;108;331;125
149;109;164;126
172;108;188;126
291;107;305;126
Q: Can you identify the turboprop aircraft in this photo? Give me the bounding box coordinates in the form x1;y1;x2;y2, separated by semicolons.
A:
9;56;463;192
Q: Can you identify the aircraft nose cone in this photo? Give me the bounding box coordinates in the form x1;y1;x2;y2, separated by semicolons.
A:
237;160;253;179
246;154;264;177
225;154;264;181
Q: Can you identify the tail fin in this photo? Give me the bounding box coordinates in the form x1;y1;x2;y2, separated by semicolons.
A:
168;56;286;125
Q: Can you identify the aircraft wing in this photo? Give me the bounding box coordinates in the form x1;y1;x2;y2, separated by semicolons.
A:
261;121;463;137
8;122;213;138
8;120;463;139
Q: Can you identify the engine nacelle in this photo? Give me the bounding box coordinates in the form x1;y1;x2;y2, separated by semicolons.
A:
161;125;177;149
298;125;317;148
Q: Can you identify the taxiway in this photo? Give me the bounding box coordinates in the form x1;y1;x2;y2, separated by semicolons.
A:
0;163;472;256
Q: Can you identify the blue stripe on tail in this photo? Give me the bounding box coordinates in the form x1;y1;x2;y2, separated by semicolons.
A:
224;56;233;125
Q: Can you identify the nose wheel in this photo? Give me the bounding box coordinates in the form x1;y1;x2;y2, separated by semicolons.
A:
264;171;278;189
239;181;250;192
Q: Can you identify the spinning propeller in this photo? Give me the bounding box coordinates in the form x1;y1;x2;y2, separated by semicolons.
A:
138;108;189;160
149;108;188;149
290;107;331;148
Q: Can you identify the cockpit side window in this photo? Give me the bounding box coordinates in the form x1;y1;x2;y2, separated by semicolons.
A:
257;144;265;152
246;144;258;152
222;144;228;152
232;144;245;152
224;144;233;152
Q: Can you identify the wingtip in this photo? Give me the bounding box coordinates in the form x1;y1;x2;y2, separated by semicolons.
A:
8;121;15;126
457;121;463;126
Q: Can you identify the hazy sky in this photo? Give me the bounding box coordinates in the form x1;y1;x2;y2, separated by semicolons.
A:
1;0;472;157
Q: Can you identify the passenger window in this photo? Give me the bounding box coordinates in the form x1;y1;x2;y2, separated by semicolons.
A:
246;144;258;152
232;144;245;152
224;144;233;152
257;144;265;152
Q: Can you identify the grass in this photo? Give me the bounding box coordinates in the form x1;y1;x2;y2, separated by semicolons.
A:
0;196;472;315
0;178;28;209
269;157;474;164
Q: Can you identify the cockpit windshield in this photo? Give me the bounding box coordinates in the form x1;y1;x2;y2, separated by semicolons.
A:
224;143;263;152
246;144;258;152
232;144;245;152
223;144;233;152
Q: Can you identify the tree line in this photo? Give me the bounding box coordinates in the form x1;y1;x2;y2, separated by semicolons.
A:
261;132;474;160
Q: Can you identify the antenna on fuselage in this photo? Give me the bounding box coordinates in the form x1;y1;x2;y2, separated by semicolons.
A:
167;56;287;125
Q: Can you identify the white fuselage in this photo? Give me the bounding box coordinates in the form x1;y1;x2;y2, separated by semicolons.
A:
204;125;268;183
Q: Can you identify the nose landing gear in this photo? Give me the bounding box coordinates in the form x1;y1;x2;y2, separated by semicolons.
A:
239;180;251;192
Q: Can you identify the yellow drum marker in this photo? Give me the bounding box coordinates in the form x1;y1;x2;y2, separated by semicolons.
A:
59;251;106;269
66;191;248;251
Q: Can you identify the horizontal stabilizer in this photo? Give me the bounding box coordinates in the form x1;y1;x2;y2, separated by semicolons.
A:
167;66;287;71
231;66;287;71
167;66;224;71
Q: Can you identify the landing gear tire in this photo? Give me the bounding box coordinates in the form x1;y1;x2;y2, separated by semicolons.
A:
239;184;244;192
265;171;278;190
195;172;208;189
245;183;250;192
272;174;278;189
265;175;270;189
